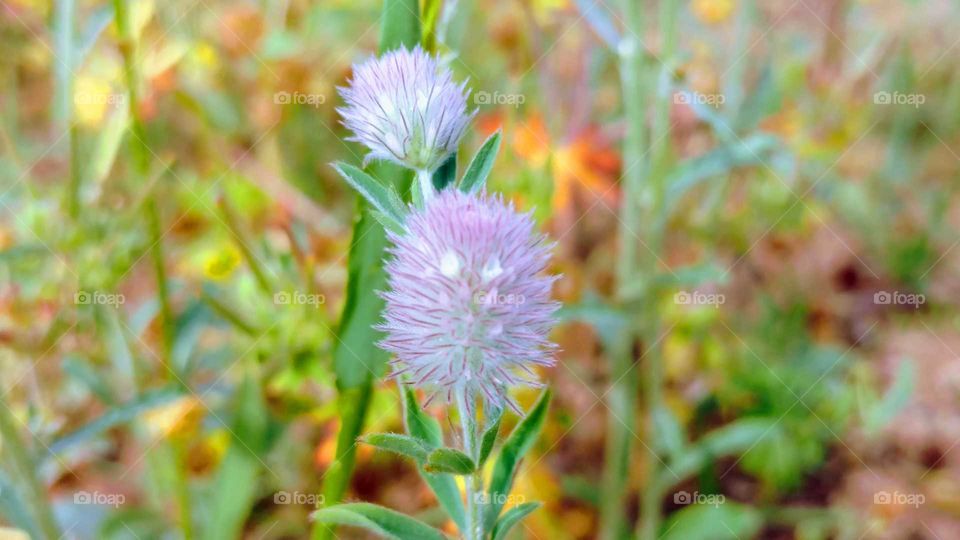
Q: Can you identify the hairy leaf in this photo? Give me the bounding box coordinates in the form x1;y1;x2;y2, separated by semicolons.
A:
312;503;448;540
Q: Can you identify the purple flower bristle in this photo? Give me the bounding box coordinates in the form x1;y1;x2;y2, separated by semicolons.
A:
338;46;475;172
377;189;559;411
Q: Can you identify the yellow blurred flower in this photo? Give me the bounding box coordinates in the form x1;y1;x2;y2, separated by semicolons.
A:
663;333;696;381
186;430;229;474
73;76;122;128
692;0;736;24
143;396;204;440
531;0;568;22
203;244;241;281
192;42;220;71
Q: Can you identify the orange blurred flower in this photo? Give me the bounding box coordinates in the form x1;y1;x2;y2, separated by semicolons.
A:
551;128;621;210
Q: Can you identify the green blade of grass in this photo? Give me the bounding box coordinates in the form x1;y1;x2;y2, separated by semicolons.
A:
314;4;421;540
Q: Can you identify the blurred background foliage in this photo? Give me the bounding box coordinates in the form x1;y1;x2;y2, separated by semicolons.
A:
1;0;959;538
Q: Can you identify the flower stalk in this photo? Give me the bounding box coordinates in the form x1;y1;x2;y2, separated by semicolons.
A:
457;390;481;540
415;168;436;205
601;1;648;538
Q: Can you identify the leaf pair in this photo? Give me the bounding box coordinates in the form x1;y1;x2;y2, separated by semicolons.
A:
362;433;476;475
331;130;503;233
313;388;551;540
331;163;408;234
313;387;465;539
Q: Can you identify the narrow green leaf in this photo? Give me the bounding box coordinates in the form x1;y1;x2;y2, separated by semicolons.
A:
557;295;631;353
662;133;788;213
47;387;182;456
370;210;404;235
88;103;129;186
478;408;503;467
659;503;762;540
0;471;41;540
865;358;915;435
103;305;137;391
332;163;407;232
61;354;115;404
401;387;467;531
362;433;431;463
459;131;502;193
402;386;443;446
321;385;372;507
203;446;260;540
421;0;443;52
573;0;620;49
204;371;270;540
432;153;457;191
492;502;542;540
52;0;76;125
652;405;686;458
75;5;113;66
659;417;779;492
483;390;551;531
424;448;476;475
311;503;448;540
379;0;421;53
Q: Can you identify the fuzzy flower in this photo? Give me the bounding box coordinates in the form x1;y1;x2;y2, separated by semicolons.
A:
378;189;558;411
337;46;475;172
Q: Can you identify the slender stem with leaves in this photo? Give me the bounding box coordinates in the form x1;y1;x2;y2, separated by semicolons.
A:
313;31;556;538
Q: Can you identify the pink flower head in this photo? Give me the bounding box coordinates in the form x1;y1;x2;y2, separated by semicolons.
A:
338;46;475;172
378;189;558;411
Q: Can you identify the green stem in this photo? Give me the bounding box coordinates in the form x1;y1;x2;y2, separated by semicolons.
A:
219;194;274;294
0;401;61;540
637;317;665;540
456;390;481;540
146;199;175;367
614;37;646;292
173;438;194;539
602;0;648;538
635;0;679;537
414;168;435;207
113;1;190;536
68;124;81;219
599;333;637;540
